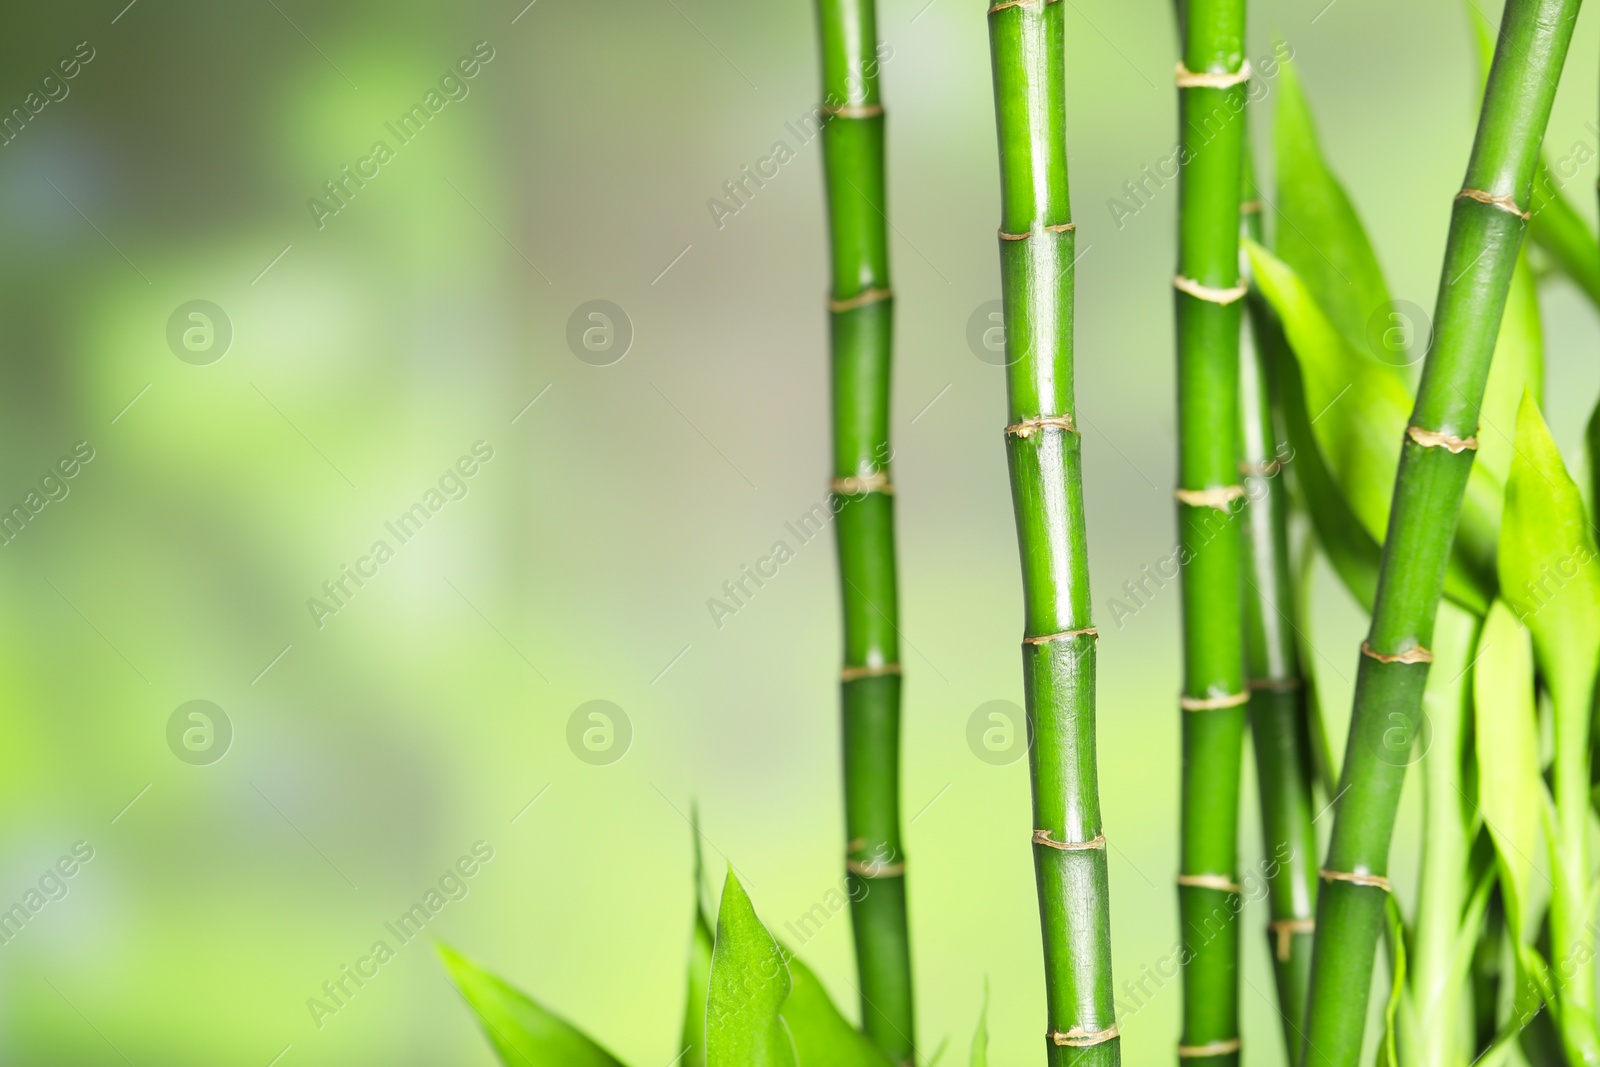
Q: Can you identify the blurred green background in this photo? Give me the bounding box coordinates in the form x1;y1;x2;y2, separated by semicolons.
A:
2;0;1596;1063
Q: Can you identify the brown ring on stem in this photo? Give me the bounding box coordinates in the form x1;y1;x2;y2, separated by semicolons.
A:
1032;830;1106;851
1174;59;1252;88
841;663;901;682
1456;187;1531;220
1270;917;1316;962
1240;199;1263;214
1177;873;1243;893
1319;868;1391;892
821;103;885;119
1173;274;1249;305
831;472;894;495
1360;641;1433;665
1174;484;1246;509
998;222;1076;241
847;858;906;878
1006;414;1077;437
1050;1026;1120;1048
1239;458;1281;476
1022;626;1097;646
1179;1038;1242;1057
829;287;894;313
1406;425;1479;453
1180;691;1250;711
987;0;1060;12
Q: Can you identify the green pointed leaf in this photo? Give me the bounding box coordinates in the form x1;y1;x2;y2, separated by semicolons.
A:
1498;393;1600;725
706;869;797;1067
1474;601;1545;937
437;944;626;1067
1247;238;1495;612
969;980;988;1067
1274;60;1395;359
783;954;893;1066
1479;253;1545;485
683;898;714;1067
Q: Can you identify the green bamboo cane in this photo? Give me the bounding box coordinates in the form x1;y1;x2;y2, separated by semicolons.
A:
1297;1;1583;1063
1174;1;1249;1062
1239;151;1319;1054
814;0;914;1059
986;1;1117;1062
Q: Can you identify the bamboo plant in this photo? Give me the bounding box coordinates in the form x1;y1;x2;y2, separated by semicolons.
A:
813;0;915;1058
1239;146;1319;1055
1296;1;1583;1062
985;0;1118;1061
1173;0;1250;1061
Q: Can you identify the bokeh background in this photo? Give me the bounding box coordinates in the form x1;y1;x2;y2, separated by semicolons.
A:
1;0;1596;1063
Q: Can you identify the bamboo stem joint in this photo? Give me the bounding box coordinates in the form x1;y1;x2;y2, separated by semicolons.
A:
1455;186;1531;220
1174;60;1252;88
1050;1027;1120;1048
1032;830;1107;851
1406;425;1479;453
1360;640;1433;665
1173;275;1249;305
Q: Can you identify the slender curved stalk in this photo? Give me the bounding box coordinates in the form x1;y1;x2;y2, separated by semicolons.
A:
1298;2;1583;1063
814;0;914;1059
1174;1;1248;1062
1239;150;1318;1055
986;2;1118;1063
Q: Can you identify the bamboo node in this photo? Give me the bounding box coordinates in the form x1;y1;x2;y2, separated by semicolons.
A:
828;287;894;313
1033;830;1107;851
1248;677;1303;692
1006;414;1078;437
1269;917;1316;962
1023;626;1097;646
820;103;884;119
1180;690;1249;711
847;857;906;878
1456;187;1531;221
840;663;901;682
1178;1038;1242;1057
1406;425;1478;453
1175;60;1251;89
1050;1026;1120;1048
1174;485;1245;510
1173;274;1248;305
831;472;894;496
998;222;1075;241
1320;868;1391;892
1239;458;1281;476
1240;199;1263;214
1361;640;1432;665
987;0;1060;12
1176;873;1243;893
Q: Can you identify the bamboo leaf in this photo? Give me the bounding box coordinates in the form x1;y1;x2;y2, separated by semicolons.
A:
1473;601;1546;936
1497;392;1600;717
1246;239;1496;611
1273;60;1395;360
706;869;797;1067
437;944;627;1067
969;980;988;1067
682;806;713;1067
783;954;894;1066
1479;251;1545;486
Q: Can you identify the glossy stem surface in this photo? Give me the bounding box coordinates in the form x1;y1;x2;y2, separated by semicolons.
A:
1298;2;1582;1062
987;1;1118;1062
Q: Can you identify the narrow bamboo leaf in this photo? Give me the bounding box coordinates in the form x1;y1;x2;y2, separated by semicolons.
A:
1378;899;1413;1067
783;953;894;1066
1247;239;1495;611
437;944;627;1067
1587;399;1600;517
1479;252;1545;485
1273;60;1395;360
969;980;988;1067
1260;296;1380;610
706;870;797;1067
1498;393;1600;715
1473;601;1545;935
682;806;713;1067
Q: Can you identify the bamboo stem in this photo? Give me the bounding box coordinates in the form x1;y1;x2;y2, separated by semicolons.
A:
1239;150;1318;1056
813;0;914;1058
1297;1;1582;1062
986;1;1118;1063
1175;1;1249;1062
